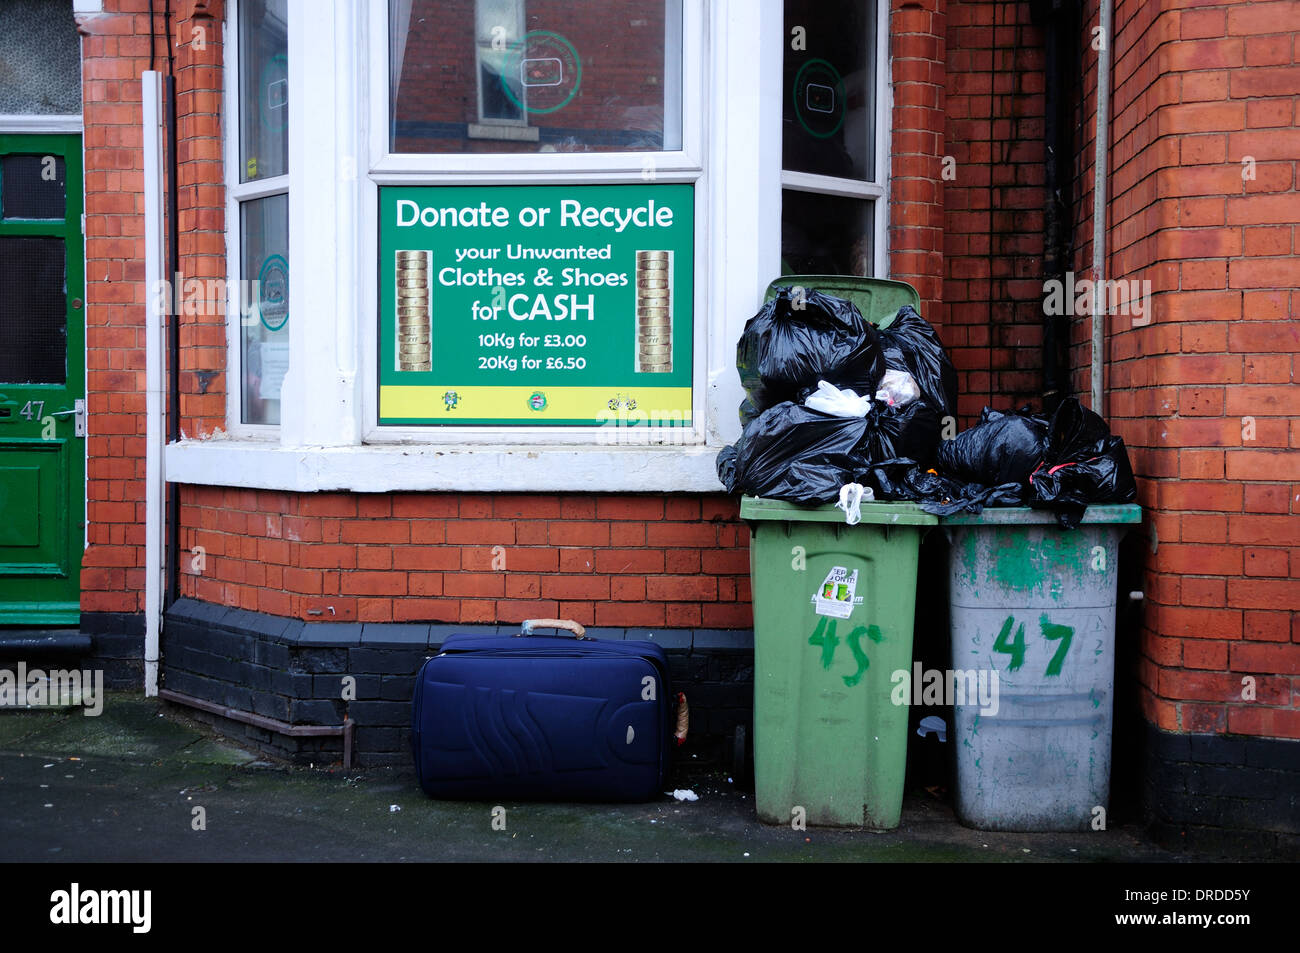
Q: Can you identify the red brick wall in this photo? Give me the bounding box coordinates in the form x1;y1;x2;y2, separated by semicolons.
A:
941;0;1047;422
179;489;751;627
889;0;946;320
1075;0;1300;740
79;0;227;615
79;0;154;614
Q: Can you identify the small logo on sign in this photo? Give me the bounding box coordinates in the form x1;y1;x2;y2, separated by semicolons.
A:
528;392;548;411
443;391;460;411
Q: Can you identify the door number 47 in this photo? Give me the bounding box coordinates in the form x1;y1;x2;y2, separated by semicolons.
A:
19;401;44;420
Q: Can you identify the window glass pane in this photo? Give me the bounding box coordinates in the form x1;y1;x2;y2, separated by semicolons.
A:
240;194;289;425
240;0;289;183
390;0;683;154
0;0;81;114
1;155;66;220
783;0;875;182
0;236;65;384
781;190;873;277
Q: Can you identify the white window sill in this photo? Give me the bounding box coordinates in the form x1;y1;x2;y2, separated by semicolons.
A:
164;438;726;493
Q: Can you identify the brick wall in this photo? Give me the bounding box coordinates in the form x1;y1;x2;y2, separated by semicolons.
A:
179;489;752;628
942;0;1048;421
1070;0;1300;752
889;0;946;320
79;0;227;615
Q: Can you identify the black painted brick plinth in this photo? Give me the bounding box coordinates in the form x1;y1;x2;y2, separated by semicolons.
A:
1143;720;1300;858
161;598;755;768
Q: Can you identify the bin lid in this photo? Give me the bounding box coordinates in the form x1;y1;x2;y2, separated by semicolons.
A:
763;275;920;329
938;503;1143;526
740;495;939;525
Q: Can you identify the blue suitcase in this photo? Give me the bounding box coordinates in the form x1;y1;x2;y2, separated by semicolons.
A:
412;619;678;801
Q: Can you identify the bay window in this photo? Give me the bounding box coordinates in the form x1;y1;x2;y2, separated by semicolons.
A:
185;0;888;491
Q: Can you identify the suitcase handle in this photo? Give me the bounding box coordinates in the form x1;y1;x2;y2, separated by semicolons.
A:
518;618;588;639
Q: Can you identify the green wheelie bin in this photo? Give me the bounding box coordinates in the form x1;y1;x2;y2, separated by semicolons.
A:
742;497;938;828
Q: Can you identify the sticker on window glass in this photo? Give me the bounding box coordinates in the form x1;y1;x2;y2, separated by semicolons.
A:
501;31;581;114
812;566;862;619
257;341;290;401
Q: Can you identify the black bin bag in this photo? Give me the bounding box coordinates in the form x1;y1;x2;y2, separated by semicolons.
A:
862;458;1026;515
1029;398;1137;527
864;397;943;468
877;305;958;417
937;407;1049;487
736;287;885;425
719;402;870;505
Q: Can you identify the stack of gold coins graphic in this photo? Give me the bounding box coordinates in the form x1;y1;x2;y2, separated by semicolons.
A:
396;250;431;372
635;250;672;373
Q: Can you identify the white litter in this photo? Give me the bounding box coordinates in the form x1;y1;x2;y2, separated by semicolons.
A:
805;380;872;418
668;789;699;802
835;482;873;524
389;804;401;813
874;369;920;407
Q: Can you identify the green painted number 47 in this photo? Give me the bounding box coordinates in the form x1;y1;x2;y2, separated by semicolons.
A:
993;614;1074;677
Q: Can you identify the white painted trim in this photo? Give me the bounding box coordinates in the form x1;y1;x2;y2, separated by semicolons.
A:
142;72;165;698
165;439;726;492
72;0;103;12
875;0;891;279
709;0;781;447
228;174;289;202
780;170;886;200
0;115;82;134
280;0;363;448
367;157;704;181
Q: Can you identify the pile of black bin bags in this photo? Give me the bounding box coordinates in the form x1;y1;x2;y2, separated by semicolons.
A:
717;287;1136;528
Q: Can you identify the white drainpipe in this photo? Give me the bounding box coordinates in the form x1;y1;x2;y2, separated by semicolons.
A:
141;71;166;697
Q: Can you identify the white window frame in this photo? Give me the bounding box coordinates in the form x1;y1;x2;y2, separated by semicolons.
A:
472;0;529;131
780;0;890;279
171;0;889;493
223;0;289;438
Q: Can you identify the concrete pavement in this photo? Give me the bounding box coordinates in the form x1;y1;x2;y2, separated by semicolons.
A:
0;693;1184;863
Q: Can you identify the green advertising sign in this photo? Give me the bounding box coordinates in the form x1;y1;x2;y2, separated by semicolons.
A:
378;184;694;426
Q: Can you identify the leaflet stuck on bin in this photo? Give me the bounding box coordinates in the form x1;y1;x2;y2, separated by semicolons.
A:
812;566;862;619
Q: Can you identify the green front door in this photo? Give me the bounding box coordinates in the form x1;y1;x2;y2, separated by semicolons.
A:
0;134;85;625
